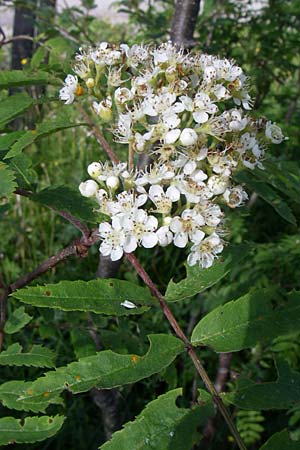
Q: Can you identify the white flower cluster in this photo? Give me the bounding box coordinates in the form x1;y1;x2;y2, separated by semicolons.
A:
60;42;286;268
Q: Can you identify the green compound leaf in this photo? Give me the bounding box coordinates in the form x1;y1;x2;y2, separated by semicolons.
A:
0;334;184;413
259;429;299;450
0;70;50;89
165;244;249;302
30;185;102;224
4;306;32;334
100;388;214;450
13;279;156;315
191;290;300;352
0;93;34;129
0;163;17;198
0;415;64;446
4;121;86;159
0;343;55;368
225;359;300;410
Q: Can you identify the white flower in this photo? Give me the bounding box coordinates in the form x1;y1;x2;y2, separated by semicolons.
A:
193;93;218;124
180;128;198;146
79;180;98;197
115;87;133;105
196;202;223;227
170;209;205;248
115;113;132;143
59;74;79;105
99;218;128;261
223;186;248;208
149;184;180;214
122;209;158;250
207;175;230;195
135;164;174;191
107;191;147;217
187;233;224;268
265;121;285;144
156;225;173;247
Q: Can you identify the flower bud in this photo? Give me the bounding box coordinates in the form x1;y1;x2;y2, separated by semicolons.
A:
92;98;112;122
180;128;198;146
86;78;95;88
79;180;98;197
106;176;119;190
265;121;285;144
87;162;102;179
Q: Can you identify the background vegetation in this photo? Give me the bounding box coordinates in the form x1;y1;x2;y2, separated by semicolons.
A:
0;1;299;449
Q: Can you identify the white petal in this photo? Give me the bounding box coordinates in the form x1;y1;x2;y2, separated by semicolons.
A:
193;111;209;124
183;160;197;175
187;252;198;266
142;232;158;248
166;185;180;202
165;129;181;144
191;229;205;243
124;235;137;253
149;184;163;200
146;215;158;230
99;222;111;234
170;217;182;233
174;232;188;248
111;246;124;261
120;300;137;309
100;242;112;256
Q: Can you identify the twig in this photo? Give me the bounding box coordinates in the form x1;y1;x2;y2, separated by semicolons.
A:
10;230;100;292
14;188;90;239
125;252;247;450
76;105;120;164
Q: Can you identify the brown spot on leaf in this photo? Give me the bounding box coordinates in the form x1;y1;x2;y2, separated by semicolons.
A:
45;291;51;296
131;355;139;364
43;391;50;397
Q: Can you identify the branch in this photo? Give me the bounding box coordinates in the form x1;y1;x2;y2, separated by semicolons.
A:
14;188;90;239
125;252;247;450
76;105;120;164
10;230;100;292
170;0;201;47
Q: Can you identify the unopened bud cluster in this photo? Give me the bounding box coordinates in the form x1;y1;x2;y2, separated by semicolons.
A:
60;42;285;268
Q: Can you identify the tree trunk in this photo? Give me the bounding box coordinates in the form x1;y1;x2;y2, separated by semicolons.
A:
170;0;201;48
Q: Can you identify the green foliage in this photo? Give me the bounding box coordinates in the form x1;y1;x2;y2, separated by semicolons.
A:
0;0;299;448
0;343;55;368
259;429;299;450
225;359;300;410
4;120;87;159
165;244;249;301
31;185;104;223
0;70;50;89
0;93;33;130
0;335;184;412
4;306;32;334
236;410;265;447
0;162;17;198
14;279;155;315
191;290;300;352
0;415;65;446
101;388;214;450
